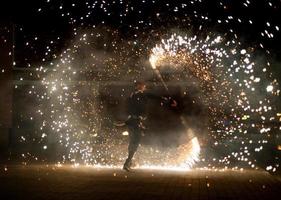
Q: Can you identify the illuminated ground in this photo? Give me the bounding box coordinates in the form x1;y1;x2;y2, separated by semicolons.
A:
0;165;280;200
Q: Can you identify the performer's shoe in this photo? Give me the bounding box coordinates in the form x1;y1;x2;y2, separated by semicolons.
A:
123;165;131;172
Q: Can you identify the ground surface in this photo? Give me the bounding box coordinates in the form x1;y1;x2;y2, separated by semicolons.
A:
0;165;280;200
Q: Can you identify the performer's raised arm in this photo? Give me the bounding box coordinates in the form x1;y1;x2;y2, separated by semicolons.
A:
144;90;178;108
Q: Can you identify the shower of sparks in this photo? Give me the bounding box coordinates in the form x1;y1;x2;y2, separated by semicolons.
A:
4;0;280;172
30;32;201;169
149;33;280;171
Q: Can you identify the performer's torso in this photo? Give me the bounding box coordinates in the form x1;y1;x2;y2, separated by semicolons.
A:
127;91;149;117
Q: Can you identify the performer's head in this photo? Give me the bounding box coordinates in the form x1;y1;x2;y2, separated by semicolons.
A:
135;80;146;92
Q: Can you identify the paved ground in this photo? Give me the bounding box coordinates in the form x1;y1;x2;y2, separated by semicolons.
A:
0;165;280;200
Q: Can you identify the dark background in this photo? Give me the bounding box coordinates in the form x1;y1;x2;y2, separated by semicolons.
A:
1;0;281;70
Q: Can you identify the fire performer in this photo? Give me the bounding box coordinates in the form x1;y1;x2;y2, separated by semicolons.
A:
123;81;177;171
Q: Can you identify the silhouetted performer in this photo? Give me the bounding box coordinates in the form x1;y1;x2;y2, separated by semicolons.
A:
123;81;177;171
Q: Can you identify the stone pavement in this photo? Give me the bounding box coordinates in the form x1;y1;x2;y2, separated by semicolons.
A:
0;165;280;200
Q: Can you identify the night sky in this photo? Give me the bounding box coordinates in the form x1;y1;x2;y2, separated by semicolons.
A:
1;0;281;68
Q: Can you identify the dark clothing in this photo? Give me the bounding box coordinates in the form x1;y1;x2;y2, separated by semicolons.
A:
127;91;168;117
123;90;170;168
123;118;142;168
